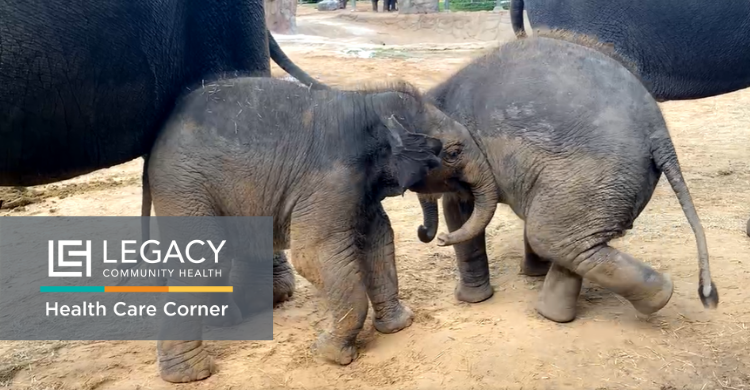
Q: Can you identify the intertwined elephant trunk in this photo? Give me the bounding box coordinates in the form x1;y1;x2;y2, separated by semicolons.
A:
417;193;440;243
417;148;498;247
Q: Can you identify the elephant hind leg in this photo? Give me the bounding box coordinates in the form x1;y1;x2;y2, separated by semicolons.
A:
574;244;674;315
536;262;582;323
521;224;552;277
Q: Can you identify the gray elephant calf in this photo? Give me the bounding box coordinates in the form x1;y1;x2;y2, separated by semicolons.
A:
144;77;492;382
412;31;720;323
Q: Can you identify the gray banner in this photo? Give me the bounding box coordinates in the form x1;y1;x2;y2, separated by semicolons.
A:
0;216;273;341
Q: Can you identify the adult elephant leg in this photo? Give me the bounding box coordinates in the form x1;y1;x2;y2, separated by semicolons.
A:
521;224;552;276
290;219;368;365
574;245;674;315
442;193;494;303
361;204;414;334
535;262;582;323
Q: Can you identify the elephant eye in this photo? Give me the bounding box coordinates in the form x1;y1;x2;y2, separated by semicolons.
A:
444;145;462;162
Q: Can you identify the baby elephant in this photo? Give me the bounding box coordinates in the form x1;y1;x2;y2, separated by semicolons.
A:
145;77;491;383
413;31;720;322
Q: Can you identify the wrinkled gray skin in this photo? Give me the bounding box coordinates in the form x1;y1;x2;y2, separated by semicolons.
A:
413;35;719;323
144;77;494;383
509;0;750;236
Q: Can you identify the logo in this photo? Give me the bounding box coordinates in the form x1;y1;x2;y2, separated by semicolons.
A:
48;240;92;278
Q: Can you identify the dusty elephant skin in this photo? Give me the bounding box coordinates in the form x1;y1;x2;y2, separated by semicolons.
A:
509;0;750;236
414;32;719;322
0;0;326;189
145;77;489;383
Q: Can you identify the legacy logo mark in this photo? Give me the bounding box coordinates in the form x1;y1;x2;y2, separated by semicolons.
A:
48;240;92;278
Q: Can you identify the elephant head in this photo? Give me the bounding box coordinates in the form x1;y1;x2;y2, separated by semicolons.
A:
396;104;499;247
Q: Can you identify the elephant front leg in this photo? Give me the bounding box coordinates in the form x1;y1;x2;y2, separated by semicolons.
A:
536;262;582;323
521;224;552;276
291;229;368;365
443;194;493;303
361;204;414;334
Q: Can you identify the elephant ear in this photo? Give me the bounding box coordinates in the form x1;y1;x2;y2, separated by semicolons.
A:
382;115;443;191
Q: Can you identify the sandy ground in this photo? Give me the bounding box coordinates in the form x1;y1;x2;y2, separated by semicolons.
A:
2;4;750;390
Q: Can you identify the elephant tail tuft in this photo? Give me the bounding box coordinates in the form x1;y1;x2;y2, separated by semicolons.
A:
510;0;527;38
649;128;719;310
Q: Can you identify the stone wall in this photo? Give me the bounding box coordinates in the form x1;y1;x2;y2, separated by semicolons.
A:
398;0;439;14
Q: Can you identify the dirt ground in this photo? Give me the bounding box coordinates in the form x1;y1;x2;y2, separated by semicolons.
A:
2;4;750;390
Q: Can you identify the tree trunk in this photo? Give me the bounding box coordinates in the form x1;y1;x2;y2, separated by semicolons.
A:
265;0;297;35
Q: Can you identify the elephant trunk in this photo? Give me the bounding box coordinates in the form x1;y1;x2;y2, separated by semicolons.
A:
417;193;441;243
437;156;498;247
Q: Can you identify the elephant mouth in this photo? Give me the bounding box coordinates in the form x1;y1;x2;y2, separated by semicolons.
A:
408;177;464;195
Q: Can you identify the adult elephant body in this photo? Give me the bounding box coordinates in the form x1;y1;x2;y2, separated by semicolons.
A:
0;0;324;187
510;0;750;101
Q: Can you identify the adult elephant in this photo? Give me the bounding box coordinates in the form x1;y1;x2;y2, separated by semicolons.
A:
510;0;750;236
0;0;327;188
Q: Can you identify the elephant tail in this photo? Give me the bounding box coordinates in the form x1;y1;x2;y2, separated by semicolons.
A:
510;0;527;38
115;154;154;286
268;31;330;90
650;129;718;310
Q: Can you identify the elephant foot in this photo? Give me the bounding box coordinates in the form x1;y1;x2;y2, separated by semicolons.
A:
312;334;358;365
373;303;414;334
520;255;551;277
535;262;582;323
274;288;294;307
273;251;296;307
455;282;494;303
158;341;216;383
628;273;674;315
204;297;243;327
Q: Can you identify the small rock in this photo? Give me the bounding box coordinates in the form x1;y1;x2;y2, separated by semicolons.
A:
49;208;57;213
317;0;340;11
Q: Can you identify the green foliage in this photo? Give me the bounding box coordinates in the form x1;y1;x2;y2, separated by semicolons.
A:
445;0;496;11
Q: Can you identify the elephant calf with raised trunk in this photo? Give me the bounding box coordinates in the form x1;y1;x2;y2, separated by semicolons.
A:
411;31;720;323
144;77;492;383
